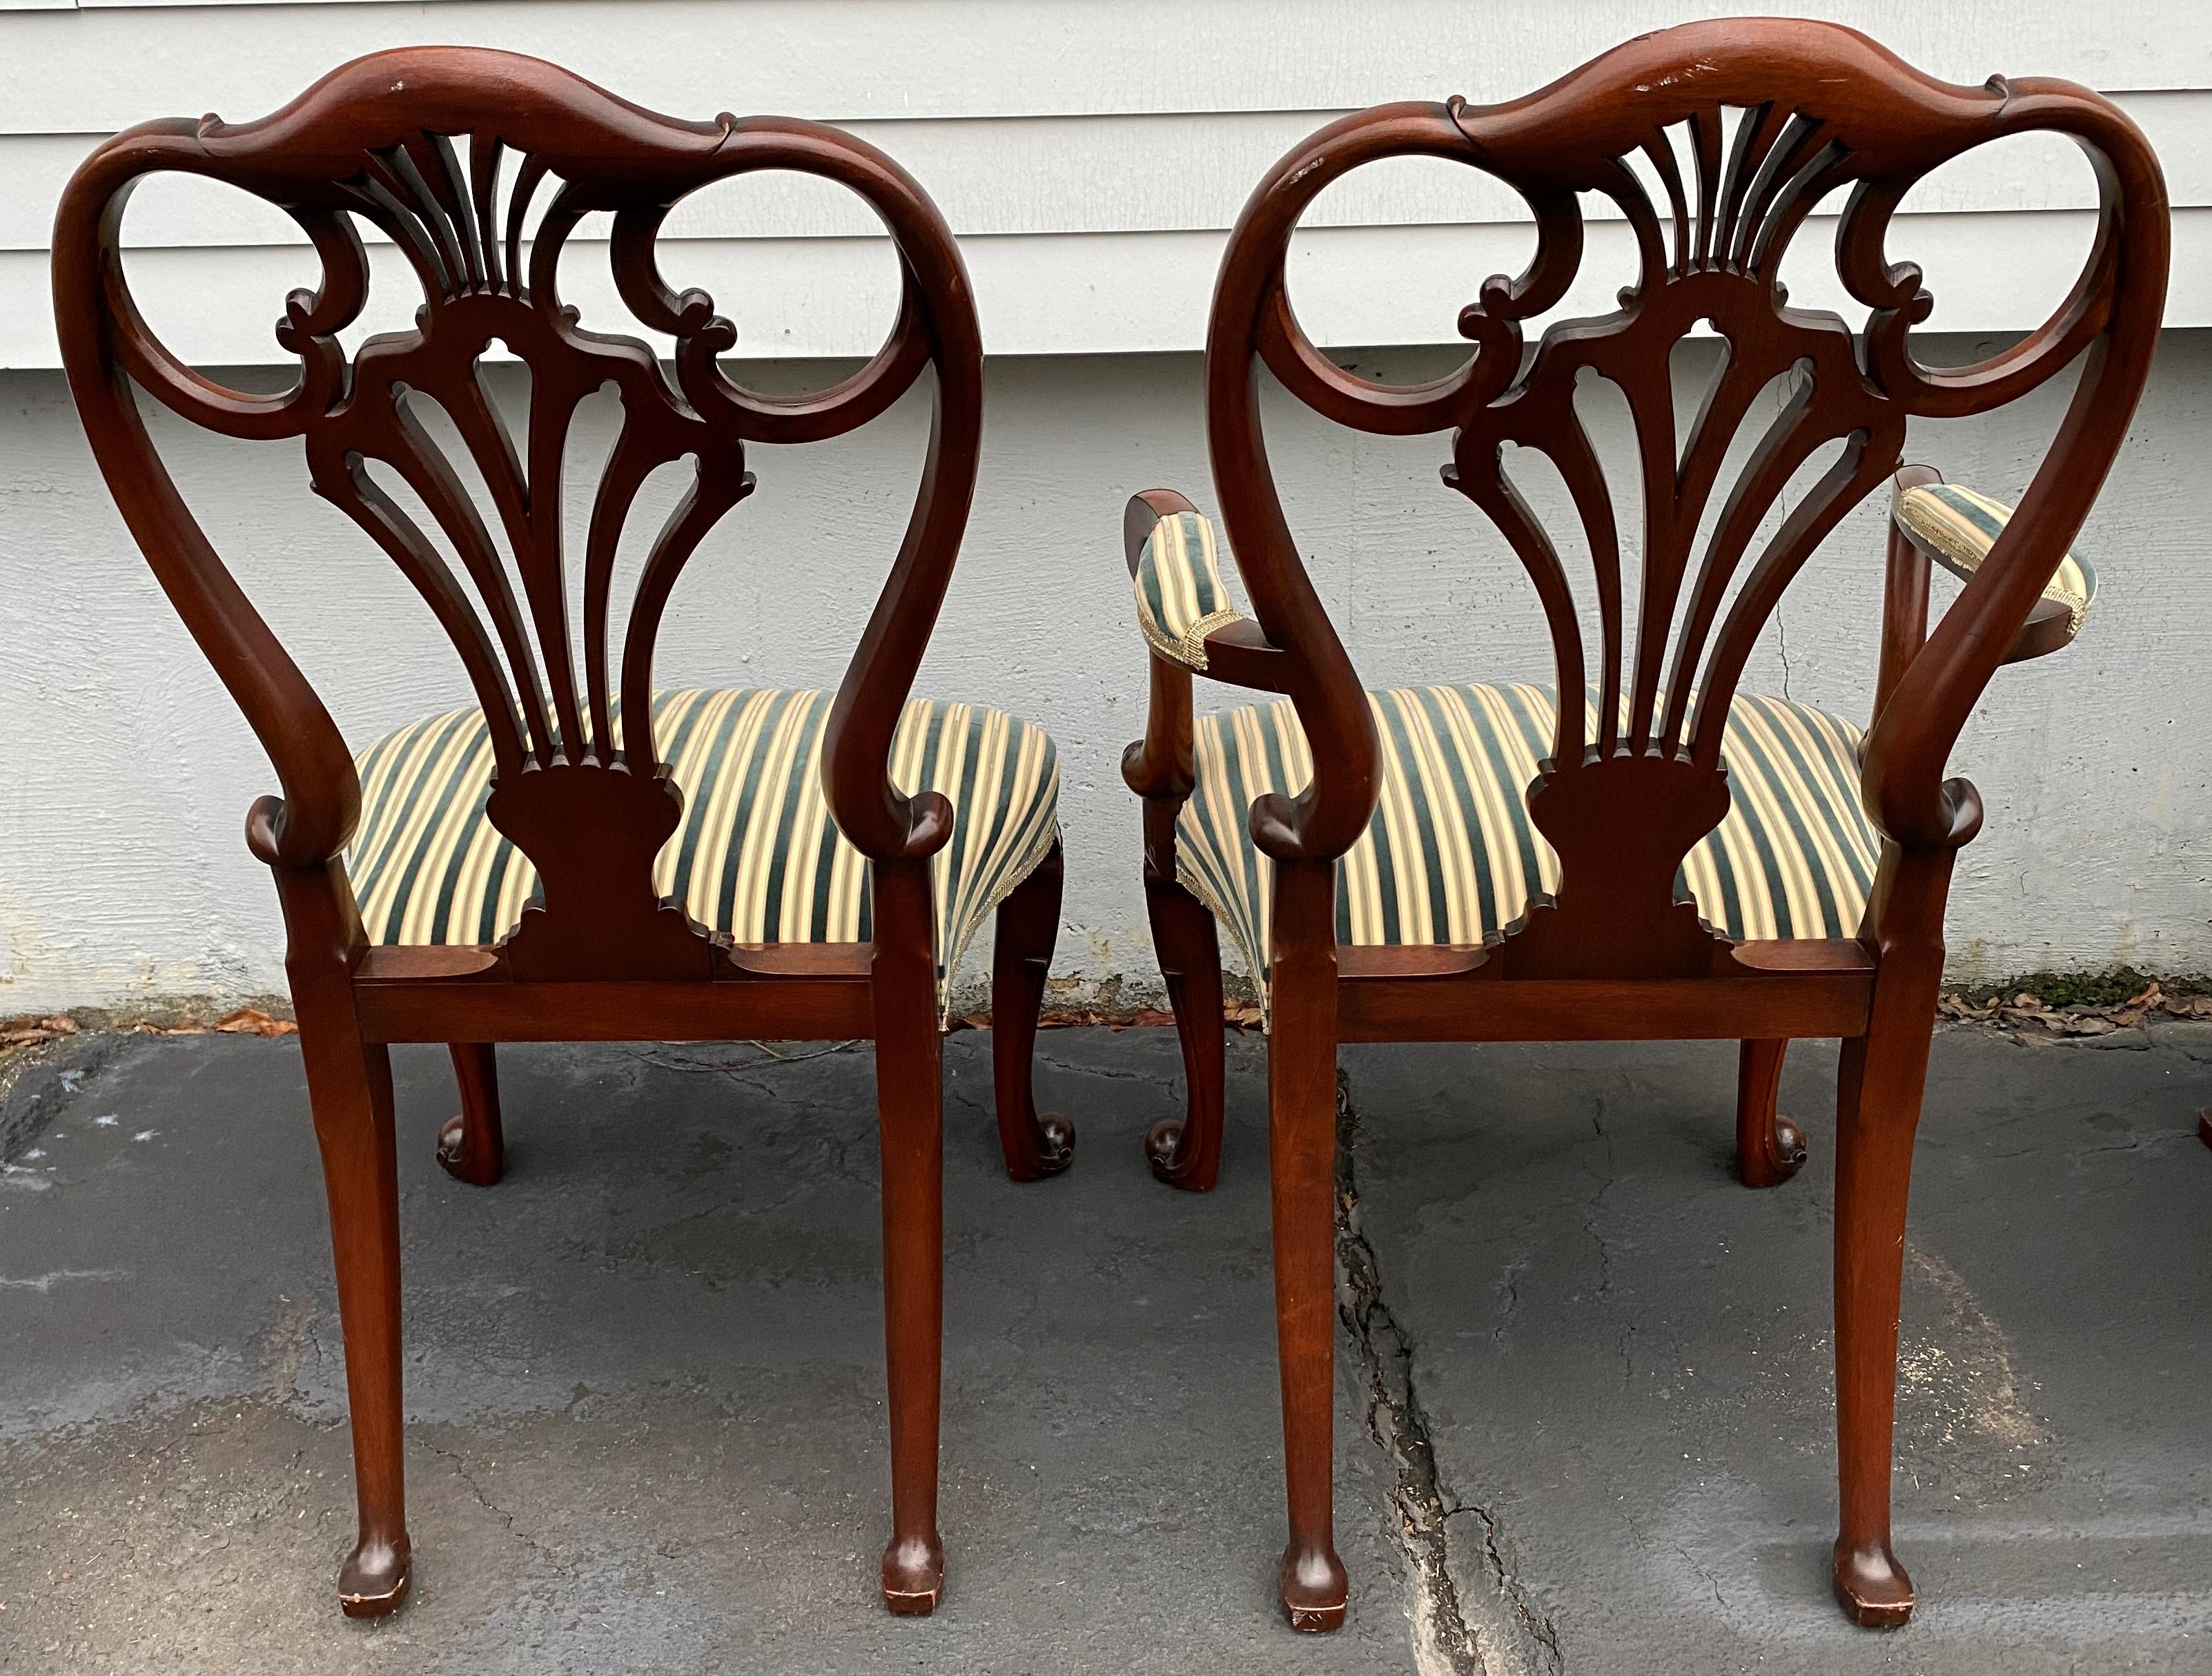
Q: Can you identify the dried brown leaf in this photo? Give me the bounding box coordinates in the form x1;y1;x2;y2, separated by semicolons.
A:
213;1008;297;1037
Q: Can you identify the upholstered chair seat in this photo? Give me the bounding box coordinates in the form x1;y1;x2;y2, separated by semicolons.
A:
1138;504;2094;1011
350;688;1061;1022
1177;682;1876;1004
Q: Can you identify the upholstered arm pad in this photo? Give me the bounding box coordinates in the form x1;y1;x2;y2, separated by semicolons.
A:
1132;509;1247;672
1893;483;2098;645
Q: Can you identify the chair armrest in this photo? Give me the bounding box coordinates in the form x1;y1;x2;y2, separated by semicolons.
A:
1119;489;1203;808
1893;481;2098;663
1128;500;1249;673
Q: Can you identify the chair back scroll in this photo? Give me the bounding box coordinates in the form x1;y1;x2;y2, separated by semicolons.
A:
53;47;983;980
1204;19;2166;977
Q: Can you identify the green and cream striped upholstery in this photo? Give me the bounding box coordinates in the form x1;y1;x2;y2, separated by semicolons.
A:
348;688;1059;1021
1177;683;1879;1006
1894;483;2097;638
1134;510;1245;672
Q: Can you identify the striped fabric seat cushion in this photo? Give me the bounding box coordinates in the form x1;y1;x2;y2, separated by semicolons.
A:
348;688;1060;1020
1177;683;1879;1004
1894;483;2096;637
1133;509;1244;672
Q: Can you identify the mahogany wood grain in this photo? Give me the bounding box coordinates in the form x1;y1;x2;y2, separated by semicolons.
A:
991;839;1075;1182
1122;490;1231;1190
353;974;878;1044
1877;465;1944;725
1336;972;1873;1042
1735;1037;1807;1189
437;1043;503;1187
53;46;1062;1621
869;857;947;1613
1120;18;2167;1631
1142;866;1228;1191
1265;859;1347;1631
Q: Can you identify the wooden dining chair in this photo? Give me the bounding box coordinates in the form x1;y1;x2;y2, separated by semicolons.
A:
1119;19;2165;1631
55;47;1073;1619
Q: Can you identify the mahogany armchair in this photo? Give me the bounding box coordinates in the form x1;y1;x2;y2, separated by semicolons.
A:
55;49;1073;1619
1120;20;2164;1632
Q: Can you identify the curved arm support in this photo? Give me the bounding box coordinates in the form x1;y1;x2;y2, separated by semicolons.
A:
1121;490;1202;804
1890;480;2096;664
1859;93;2166;852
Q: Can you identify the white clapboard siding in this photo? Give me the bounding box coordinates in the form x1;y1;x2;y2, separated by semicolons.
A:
10;208;2206;366
4;0;2208;129
10;90;2210;252
4;0;2207;362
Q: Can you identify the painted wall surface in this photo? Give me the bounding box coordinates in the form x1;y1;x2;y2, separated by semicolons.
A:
2;0;2210;364
1;0;2207;1010
3;330;2206;1012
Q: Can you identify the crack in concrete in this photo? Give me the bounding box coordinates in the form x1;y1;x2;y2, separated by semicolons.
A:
611;1042;864;1102
1031;1053;1158;1085
1335;1072;1563;1676
418;1436;565;1575
1580;1094;1636;1387
1490;1248;1529;1345
1986;1130;2193;1162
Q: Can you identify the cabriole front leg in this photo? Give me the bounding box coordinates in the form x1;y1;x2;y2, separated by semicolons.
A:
437;1042;505;1186
1143;862;1228;1191
1736;1037;1806;1187
990;838;1075;1180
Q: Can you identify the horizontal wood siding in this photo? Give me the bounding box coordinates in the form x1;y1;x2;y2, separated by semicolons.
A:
4;0;2207;361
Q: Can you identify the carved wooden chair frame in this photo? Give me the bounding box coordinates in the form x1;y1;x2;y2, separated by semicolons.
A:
1120;19;2166;1631
54;47;1073;1619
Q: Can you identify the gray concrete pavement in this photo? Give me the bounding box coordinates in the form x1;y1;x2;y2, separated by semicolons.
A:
1;1023;2207;1673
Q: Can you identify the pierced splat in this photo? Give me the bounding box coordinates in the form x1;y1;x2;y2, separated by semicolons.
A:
1447;107;1908;977
1214;39;2134;981
303;159;757;979
64;51;974;980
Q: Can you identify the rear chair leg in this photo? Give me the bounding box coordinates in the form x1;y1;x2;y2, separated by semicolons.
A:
1830;1017;1929;1627
1269;862;1348;1630
1830;846;1950;1630
1143;866;1227;1191
1736;1037;1806;1188
990;839;1075;1181
438;1043;504;1186
873;859;948;1615
298;1008;412;1617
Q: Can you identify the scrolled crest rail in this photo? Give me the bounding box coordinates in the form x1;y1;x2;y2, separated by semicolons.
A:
53;46;984;979
1203;19;2165;975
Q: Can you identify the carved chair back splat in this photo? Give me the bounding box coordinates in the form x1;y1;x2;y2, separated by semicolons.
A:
55;46;1075;1621
1120;19;2167;1632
